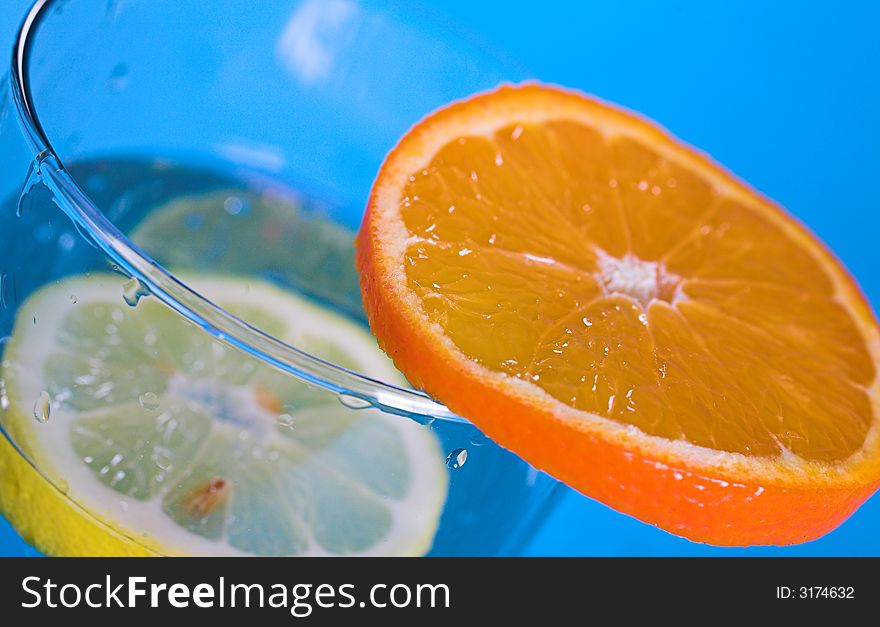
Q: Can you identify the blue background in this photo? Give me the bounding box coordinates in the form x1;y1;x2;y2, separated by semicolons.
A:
1;0;879;556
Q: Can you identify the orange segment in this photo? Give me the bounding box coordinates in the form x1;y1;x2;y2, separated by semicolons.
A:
405;239;601;377
610;135;717;260
356;83;880;545
666;198;835;292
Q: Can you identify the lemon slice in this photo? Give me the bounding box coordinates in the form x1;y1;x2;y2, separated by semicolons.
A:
0;274;447;556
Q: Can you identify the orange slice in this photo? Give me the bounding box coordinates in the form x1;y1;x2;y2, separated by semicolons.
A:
356;83;880;545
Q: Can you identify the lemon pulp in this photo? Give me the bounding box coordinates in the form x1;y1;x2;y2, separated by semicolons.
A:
0;274;447;556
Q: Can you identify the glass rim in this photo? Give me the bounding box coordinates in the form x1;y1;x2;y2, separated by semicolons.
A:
8;0;463;424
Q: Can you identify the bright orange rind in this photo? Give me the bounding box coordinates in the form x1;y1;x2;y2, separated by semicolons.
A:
356;83;880;545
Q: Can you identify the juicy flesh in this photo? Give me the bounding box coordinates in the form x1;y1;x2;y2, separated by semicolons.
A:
400;120;875;461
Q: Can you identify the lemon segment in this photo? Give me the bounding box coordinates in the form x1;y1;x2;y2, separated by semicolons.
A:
0;274;447;556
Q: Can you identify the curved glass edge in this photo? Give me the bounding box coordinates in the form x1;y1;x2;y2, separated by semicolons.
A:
7;0;463;424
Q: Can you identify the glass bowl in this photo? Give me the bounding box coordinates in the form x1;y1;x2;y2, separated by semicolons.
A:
0;0;560;556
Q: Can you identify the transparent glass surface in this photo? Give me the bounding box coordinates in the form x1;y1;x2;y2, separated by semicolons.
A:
0;0;560;556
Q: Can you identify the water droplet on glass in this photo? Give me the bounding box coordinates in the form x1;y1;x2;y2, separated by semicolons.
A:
17;158;43;217
122;277;148;306
338;394;372;410
446;448;468;470
107;63;129;92
138;391;159;410
69;294;78;304
410;415;436;427
277;413;295;430
223;196;249;216
33;390;51;423
152;449;172;471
